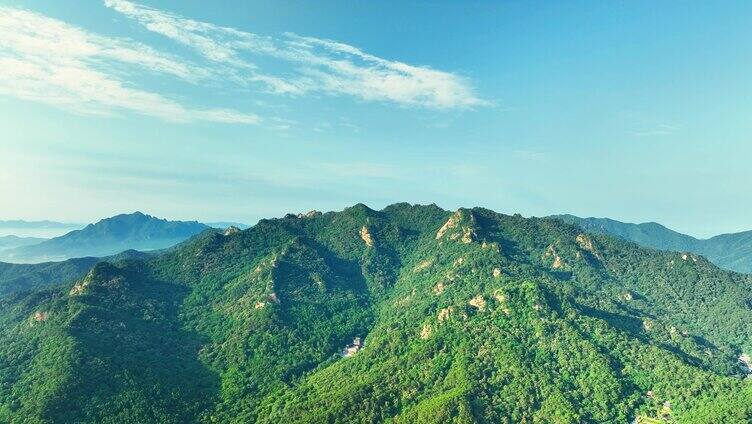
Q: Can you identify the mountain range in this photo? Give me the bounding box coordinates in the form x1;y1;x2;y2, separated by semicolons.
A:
1;203;751;423
553;215;752;273
0;212;209;264
0;219;82;230
0;235;47;251
0;219;83;239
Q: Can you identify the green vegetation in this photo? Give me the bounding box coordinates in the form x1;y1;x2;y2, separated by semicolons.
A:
0;250;151;297
1;203;751;423
555;214;752;273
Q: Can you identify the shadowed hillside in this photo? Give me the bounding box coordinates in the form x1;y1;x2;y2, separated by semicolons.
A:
1;204;751;423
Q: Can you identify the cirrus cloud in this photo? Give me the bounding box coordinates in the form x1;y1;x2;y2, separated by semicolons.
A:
0;6;260;124
105;0;487;109
0;1;486;126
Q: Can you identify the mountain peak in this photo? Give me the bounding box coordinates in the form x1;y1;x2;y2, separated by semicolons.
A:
0;213;209;263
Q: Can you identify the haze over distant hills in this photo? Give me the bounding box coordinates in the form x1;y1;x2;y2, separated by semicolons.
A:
554;214;752;273
1;203;751;422
0;219;83;238
0;235;47;251
0;212;209;264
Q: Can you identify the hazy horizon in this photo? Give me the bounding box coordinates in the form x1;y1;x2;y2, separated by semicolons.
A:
3;0;752;239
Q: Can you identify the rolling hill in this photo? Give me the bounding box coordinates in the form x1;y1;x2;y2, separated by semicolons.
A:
0;212;209;264
0;204;751;423
553;215;752;273
0;235;46;251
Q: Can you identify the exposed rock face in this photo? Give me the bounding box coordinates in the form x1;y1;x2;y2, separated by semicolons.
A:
469;295;486;311
436;210;476;243
740;353;752;374
492;268;501;278
341;337;364;357
69;279;90;296
576;234;595;252
297;210;321;219
223;226;240;236
420;323;432;339
545;245;565;269
460;228;475;244
436;214;460;240
437;307;453;322
433;281;446;295
32;311;49;322
360;226;374;247
413;259;433;273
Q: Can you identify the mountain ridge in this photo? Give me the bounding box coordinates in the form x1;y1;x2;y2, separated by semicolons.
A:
1;203;751;422
552;214;752;273
0;212;209;264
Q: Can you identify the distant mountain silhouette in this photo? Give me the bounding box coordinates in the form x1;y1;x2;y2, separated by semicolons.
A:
0;235;46;250
553;214;752;273
0;212;209;263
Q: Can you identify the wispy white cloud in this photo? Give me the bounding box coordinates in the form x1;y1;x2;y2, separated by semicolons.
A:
105;0;486;109
0;1;484;125
632;124;678;137
0;6;260;124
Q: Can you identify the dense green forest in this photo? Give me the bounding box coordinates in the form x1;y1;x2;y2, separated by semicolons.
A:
555;214;752;273
1;204;751;423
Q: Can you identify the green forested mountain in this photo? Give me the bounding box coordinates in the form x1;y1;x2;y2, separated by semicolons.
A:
553;214;752;274
2;204;752;423
0;250;152;298
0;212;209;264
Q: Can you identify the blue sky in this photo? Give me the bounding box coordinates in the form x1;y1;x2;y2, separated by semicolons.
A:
1;0;751;238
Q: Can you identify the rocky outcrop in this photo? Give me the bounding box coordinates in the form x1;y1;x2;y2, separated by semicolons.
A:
297;210;321;219
436;209;477;244
438;307;453;322
69;278;91;296
223;226;240;236
544;245;565;269
360;226;374;247
420;323;432;339
413;259;433;273
32;311;49;322
469;295;486;311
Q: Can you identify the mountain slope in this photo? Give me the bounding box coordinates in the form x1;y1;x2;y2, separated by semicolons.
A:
700;230;752;274
553;215;752;273
0;235;46;250
0;212;209;263
0;250;152;298
1;204;751;423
